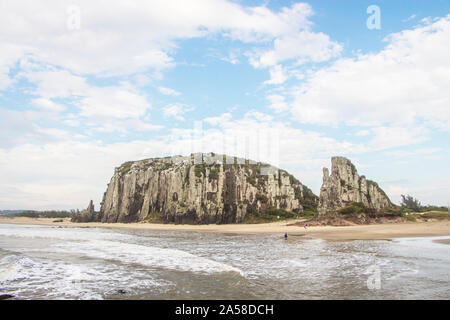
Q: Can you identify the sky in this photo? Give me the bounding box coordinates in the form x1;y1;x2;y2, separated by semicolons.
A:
0;0;449;210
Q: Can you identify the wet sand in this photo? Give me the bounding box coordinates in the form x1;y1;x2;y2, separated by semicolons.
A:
433;239;450;245
0;216;449;240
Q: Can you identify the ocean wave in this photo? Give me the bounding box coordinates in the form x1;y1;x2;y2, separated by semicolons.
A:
0;254;173;299
0;225;242;275
51;240;243;275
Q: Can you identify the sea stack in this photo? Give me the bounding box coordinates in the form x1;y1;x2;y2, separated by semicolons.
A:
317;157;393;215
98;153;318;224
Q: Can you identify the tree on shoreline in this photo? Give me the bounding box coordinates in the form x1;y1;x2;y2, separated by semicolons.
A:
400;194;422;212
400;194;448;213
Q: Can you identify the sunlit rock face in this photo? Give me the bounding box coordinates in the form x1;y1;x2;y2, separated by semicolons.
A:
98;153;318;224
318;157;393;215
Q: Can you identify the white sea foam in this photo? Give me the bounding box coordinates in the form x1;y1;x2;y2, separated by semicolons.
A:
49;240;243;275
0;224;242;275
0;261;18;282
0;254;172;300
0;256;35;282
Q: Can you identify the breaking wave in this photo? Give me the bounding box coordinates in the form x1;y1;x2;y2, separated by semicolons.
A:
0;224;242;275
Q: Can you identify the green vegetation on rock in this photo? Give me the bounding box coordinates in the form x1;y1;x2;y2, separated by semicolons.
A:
119;161;133;175
301;185;318;212
243;206;297;223
144;212;164;223
266;207;295;219
419;211;450;220
255;194;269;204
338;202;373;215
195;163;207;178
208;168;219;181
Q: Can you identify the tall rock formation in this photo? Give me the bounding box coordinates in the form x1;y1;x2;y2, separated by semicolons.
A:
71;200;97;222
98;153;318;224
318;157;393;215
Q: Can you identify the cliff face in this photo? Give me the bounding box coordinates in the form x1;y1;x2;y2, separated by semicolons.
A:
318;157;393;215
99;153;318;224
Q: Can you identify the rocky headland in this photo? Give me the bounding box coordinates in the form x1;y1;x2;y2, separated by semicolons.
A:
72;154;400;225
97;153;318;224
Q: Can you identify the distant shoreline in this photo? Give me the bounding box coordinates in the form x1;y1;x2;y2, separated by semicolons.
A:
0;216;449;241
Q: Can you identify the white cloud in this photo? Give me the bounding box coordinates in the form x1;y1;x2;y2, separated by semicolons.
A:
63;119;80;127
92;118;163;133
0;108;73;148
79;86;151;119
253;31;342;68
158;86;181;96
244;110;273;122
203;113;232;126
403;14;417;22
31;98;66;112
20;67;157;132
0;43;26;90
385;147;441;159
25;69;88;99
356;129;371;137
0;1;324;78
163;103;194;121
263;65;288;85
134;74;152;87
292;15;450;129
220;51;240;65
368;126;428;150
266;94;288;113
384;177;450;206
199;112;361;162
0;138;173;209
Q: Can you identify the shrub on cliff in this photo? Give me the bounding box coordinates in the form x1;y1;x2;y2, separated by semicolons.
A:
208;168;219;181
299;210;316;218
255;194;269;204
338;202;371;215
265;207;295;219
144;212;164;223
195;164;206;178
119;161;133;175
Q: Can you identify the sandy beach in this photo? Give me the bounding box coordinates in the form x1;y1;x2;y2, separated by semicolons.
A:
1;216;449;240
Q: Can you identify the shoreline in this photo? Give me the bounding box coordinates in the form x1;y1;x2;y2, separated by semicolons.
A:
0;216;449;240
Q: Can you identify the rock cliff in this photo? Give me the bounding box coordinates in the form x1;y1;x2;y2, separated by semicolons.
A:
317;157;393;215
98;153;318;224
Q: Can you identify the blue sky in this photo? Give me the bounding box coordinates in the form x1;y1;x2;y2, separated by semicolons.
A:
0;0;449;210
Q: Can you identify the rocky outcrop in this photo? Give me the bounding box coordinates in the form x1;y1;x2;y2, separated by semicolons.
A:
318;157;393;215
71;200;98;222
98;153;318;224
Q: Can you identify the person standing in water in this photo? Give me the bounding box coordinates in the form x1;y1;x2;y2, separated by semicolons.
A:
284;233;288;240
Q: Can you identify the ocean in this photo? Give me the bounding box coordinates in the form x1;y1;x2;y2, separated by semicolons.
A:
0;223;449;300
